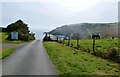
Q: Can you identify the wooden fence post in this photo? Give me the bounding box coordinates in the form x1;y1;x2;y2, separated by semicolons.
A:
56;36;58;42
68;37;70;46
93;38;95;54
92;34;100;55
77;38;79;49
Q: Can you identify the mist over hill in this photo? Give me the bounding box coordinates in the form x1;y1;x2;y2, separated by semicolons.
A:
49;22;118;39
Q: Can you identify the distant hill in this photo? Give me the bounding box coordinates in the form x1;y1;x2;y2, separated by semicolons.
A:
49;22;118;39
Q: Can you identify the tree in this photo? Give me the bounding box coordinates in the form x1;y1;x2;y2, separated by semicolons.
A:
6;20;30;34
6;20;35;40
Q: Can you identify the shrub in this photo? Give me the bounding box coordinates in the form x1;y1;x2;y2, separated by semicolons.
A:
101;53;108;59
108;48;117;59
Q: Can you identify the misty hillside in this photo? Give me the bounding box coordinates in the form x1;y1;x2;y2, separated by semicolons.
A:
49;22;118;39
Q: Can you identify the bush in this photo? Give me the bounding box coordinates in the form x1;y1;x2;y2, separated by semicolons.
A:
108;48;118;59
21;35;29;41
29;35;35;40
101;53;108;59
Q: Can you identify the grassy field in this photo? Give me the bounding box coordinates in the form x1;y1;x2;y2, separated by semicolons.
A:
0;48;15;59
64;39;120;56
0;32;33;44
44;42;120;77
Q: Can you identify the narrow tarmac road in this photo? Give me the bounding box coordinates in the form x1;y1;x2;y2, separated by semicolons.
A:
2;40;57;75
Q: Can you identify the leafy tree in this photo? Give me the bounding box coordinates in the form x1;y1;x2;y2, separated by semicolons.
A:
6;20;35;40
6;20;30;34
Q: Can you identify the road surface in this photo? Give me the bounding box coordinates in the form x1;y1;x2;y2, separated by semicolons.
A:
2;40;57;76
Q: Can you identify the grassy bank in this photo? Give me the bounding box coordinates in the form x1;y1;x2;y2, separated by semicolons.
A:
0;48;15;59
63;39;120;63
44;42;119;77
64;39;119;54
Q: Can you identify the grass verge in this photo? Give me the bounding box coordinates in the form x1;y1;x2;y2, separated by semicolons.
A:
0;48;15;59
44;42;120;77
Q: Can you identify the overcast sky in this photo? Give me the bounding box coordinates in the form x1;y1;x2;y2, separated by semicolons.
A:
0;0;119;39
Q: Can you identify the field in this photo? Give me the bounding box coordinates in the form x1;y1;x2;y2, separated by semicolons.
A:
62;38;120;63
44;42;120;77
64;39;119;54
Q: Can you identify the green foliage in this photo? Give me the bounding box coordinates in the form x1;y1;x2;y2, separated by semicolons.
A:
6;20;29;34
44;42;119;76
29;34;35;40
5;20;35;40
